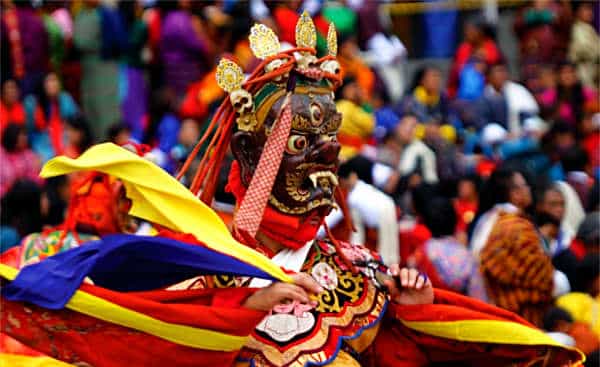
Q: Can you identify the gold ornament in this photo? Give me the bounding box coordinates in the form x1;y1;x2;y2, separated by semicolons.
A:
249;23;280;59
295;10;316;49
327;23;337;56
216;59;244;93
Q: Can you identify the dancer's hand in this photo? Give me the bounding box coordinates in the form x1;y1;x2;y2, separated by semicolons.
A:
243;273;323;311
384;265;434;305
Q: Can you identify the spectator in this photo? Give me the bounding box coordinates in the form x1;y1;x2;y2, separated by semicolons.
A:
447;19;502;99
471;168;532;258
372;88;399;144
170;118;201;181
396;114;439;184
399;66;449;125
454;175;480;243
159;0;210;99
74;0;126;141
120;0;149;142
0;124;42;198
324;157;399;264
63;115;94;158
456;56;486;102
0;180;43;252
337;31;376;102
514;0;572;68
145;88;181;173
535;183;570;256
336;77;374;160
409;197;488;301
0;79;26;132
568;1;600;88
561;146;593;209
24;72;79;162
479;170;555;326
107;123;132;146
539;61;598;126
580;104;600;173
477;61;540;134
40;1;69;75
0;0;49;95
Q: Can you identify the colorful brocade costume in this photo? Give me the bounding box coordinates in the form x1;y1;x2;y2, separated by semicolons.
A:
0;13;585;367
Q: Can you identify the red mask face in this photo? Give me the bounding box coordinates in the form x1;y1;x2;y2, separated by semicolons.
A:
231;91;341;209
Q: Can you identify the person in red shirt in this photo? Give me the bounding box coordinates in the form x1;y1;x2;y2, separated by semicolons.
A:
447;20;502;98
454;175;480;245
0;79;26;133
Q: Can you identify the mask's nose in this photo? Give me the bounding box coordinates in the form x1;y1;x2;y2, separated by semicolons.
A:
308;140;340;164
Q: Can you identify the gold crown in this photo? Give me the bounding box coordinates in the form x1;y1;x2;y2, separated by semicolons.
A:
216;11;340;132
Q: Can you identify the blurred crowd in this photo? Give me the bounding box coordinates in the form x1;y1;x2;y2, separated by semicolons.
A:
0;0;599;364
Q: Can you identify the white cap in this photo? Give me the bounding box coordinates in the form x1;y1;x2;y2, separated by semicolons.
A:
481;123;508;145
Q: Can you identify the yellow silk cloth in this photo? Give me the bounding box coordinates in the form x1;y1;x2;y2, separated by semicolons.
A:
39;143;292;284
0;354;75;367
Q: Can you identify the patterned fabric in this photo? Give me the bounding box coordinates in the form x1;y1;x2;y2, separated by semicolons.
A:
207;240;387;367
19;230;98;268
480;212;554;327
234;98;293;238
416;237;488;302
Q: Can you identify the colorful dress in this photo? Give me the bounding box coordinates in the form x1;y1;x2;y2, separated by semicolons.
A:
19;230;97;268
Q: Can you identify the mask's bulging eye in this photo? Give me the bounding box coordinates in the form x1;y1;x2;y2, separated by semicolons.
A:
286;135;308;154
310;103;323;125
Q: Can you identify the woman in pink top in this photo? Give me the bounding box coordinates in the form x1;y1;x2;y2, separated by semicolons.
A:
539;62;598;126
0;124;42;198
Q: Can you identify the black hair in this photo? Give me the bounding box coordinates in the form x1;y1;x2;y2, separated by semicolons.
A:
475;167;520;217
572;0;592;13
556;61;585;124
42;175;69;226
411;183;440;218
485;59;508;76
408;65;440;94
1;123;25;152
535;212;561;228
66;115;94;152
0;180;42;236
561;147;589;172
32;73;62;123
337;155;374;185
156;0;179;15
423;197;457;238
107;123;131;143
573;254;600;293
13;0;33;8
542;307;573;331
